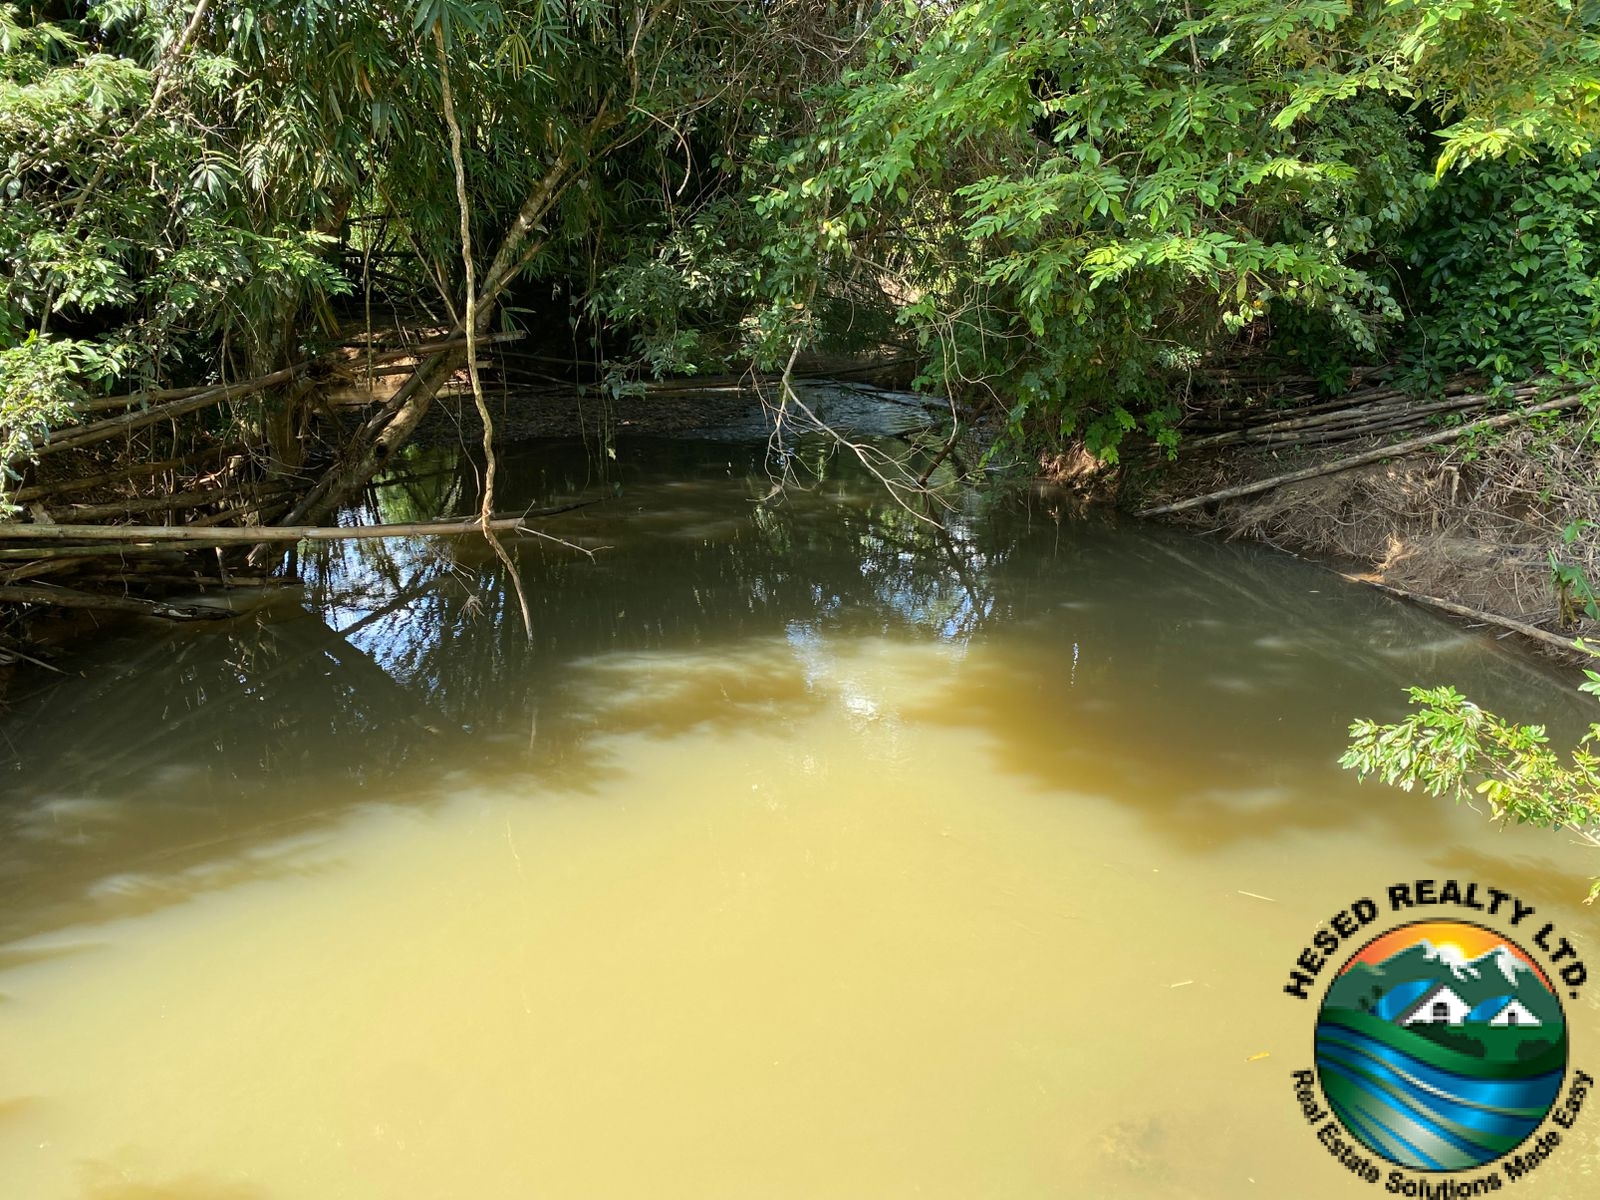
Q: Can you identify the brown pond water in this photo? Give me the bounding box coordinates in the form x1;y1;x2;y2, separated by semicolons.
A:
1;438;1597;1198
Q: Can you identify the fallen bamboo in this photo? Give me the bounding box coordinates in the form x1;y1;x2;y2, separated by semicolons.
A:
1179;389;1529;450
1230;407;1479;448
0;585;233;619
1174;395;1399;441
0;643;65;671
74;383;213;414
76;570;292;590
1137;394;1587;517
0;510;569;544
0;545;192;564
339;330;526;364
1343;576;1582;656
10;442;248;503
1269;417;1441;446
47;485;290;524
38;366;306;457
1178;379;1483;436
2;557;122;583
187;497;294;527
363;359;494;378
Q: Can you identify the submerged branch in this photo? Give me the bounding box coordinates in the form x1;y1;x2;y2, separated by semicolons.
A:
0;584;232;620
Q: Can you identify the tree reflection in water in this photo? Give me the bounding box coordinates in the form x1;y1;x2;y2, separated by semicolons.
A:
1;436;1590;941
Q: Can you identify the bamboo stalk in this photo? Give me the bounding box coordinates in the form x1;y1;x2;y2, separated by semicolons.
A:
1180;390;1520;450
362;359;494;378
48;484;290;524
38;366;305;457
187;497;294;527
350;330;525;364
1137;394;1587;517
1231;407;1478;447
0;545;193;563
1180;379;1482;437
1267;417;1440;446
76;571;292;589
74;384;214;413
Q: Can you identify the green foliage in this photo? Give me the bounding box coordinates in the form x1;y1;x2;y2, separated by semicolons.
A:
1549;520;1600;625
753;0;1600;461
0;0;839;490
1342;647;1600;902
753;1;1427;459
0;336;86;507
588;197;765;384
1398;154;1600;385
1;2;357;407
7;0;1600;481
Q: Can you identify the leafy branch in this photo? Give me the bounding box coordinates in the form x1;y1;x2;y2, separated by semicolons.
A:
1342;642;1600;902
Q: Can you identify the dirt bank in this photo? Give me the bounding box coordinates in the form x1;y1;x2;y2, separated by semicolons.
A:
1131;409;1600;662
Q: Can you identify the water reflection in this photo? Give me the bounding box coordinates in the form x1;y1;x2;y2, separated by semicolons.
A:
0;437;1590;944
1;437;1597;1199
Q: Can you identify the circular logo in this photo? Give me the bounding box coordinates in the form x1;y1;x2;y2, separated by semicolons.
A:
1314;919;1568;1172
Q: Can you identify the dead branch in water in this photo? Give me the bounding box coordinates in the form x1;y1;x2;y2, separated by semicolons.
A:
44;483;295;524
0;585;233;620
10;442;249;503
0;512;563;545
1342;576;1583;657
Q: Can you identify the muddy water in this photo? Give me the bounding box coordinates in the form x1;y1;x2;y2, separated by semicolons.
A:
2;439;1597;1199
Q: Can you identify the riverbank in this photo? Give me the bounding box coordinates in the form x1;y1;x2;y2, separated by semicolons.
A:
1127;400;1600;663
5;361;1595;694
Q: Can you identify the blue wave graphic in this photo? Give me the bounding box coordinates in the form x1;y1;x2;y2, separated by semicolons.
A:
1314;1022;1564;1171
1317;1025;1562;1111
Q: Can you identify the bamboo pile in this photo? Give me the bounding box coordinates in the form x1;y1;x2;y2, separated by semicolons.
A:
1174;377;1531;451
1141;379;1594;517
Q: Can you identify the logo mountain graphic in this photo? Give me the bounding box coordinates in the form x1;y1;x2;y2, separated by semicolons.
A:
1324;938;1562;1029
1314;920;1567;1173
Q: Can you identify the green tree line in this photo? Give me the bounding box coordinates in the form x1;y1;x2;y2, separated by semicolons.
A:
6;1;1600;483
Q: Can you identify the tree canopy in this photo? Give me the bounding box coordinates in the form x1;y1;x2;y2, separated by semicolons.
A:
4;0;1600;489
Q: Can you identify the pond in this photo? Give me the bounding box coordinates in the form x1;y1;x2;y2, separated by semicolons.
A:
1;434;1596;1198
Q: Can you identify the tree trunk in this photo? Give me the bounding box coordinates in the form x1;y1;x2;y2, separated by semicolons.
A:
269;135;595;535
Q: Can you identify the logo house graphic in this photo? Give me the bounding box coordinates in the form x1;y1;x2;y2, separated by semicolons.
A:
1313;919;1569;1172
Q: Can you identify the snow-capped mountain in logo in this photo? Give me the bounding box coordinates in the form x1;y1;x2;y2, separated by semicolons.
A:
1421;940;1536;987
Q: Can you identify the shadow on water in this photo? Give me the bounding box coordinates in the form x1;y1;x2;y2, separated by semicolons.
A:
0;436;1590;943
